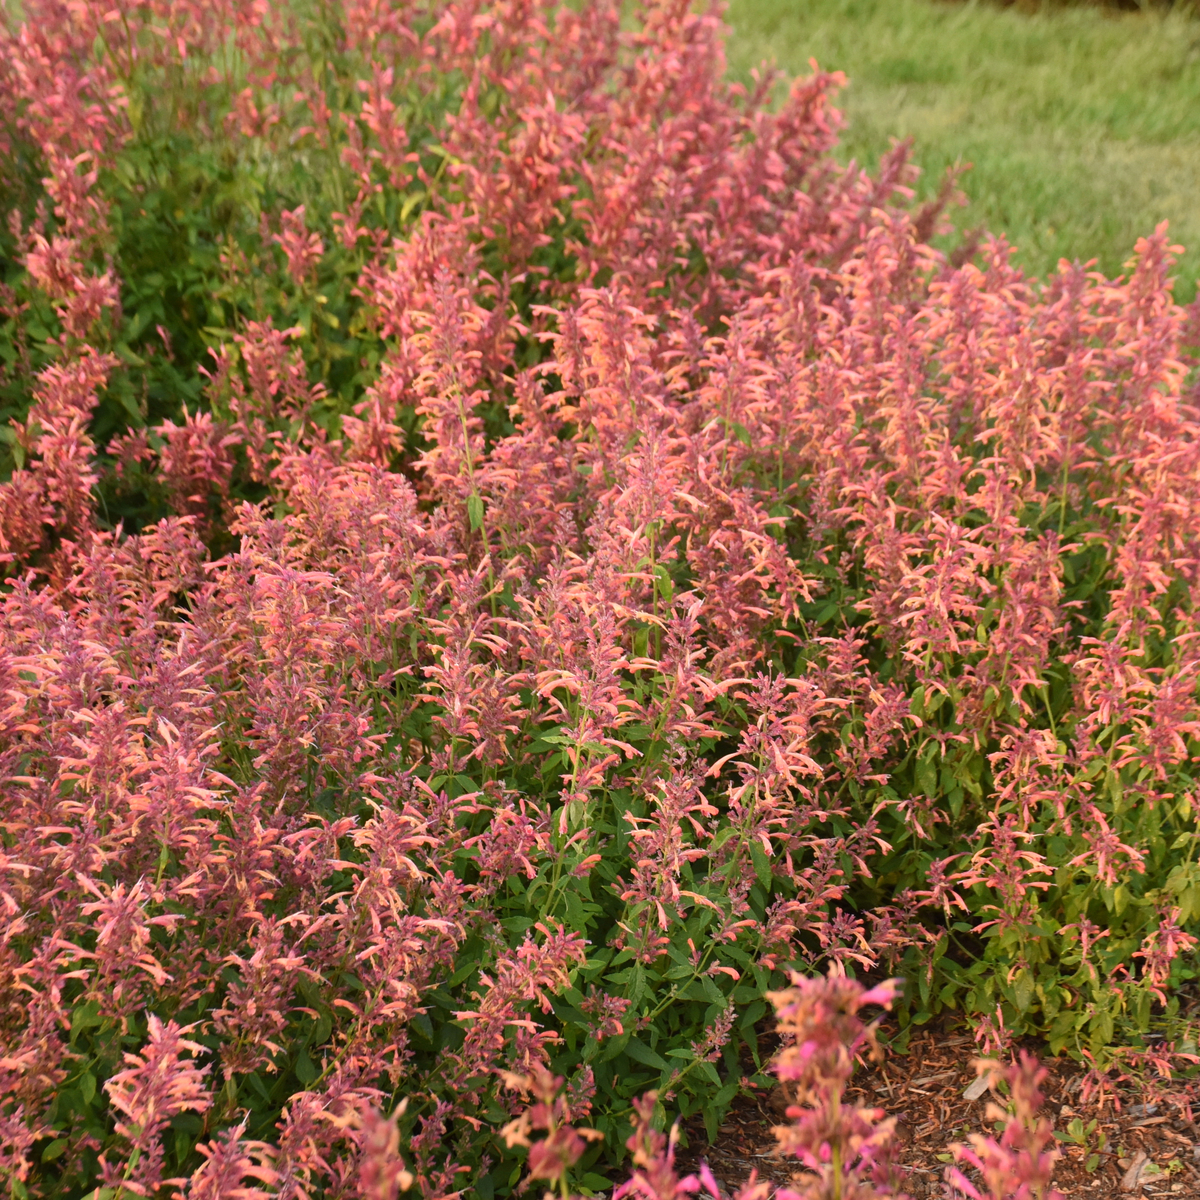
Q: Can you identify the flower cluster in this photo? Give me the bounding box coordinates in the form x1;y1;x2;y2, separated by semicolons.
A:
767;973;906;1200
945;1056;1064;1200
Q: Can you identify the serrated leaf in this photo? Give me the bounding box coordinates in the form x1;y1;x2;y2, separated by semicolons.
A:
749;840;771;889
467;493;485;530
625;1039;668;1069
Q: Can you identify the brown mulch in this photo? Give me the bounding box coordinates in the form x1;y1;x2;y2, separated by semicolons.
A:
676;1022;1200;1197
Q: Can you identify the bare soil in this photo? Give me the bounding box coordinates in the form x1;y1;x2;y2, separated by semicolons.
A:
677;1023;1200;1197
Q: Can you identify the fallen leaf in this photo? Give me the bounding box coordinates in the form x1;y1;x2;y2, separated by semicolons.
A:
1122;1149;1150;1192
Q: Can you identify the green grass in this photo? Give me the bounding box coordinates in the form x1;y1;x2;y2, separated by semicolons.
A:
724;0;1200;300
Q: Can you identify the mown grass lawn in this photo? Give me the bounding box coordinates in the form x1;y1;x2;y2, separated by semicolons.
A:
725;0;1200;299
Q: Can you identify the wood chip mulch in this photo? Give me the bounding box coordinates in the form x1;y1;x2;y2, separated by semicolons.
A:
675;1022;1200;1197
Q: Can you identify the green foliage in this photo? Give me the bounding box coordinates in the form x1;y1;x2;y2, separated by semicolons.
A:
1056;1114;1107;1172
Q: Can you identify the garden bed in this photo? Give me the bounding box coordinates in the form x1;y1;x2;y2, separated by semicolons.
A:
681;1022;1200;1197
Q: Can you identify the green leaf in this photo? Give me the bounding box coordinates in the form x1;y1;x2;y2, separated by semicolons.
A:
41;1139;68;1163
1091;1011;1114;1049
1012;969;1034;1013
601;1031;631;1062
739;1000;767;1030
294;1052;320;1085
71;1003;104;1037
467;493;485;530
711;826;738;850
400;191;426;222
624;1039;668;1070
749;841;771;889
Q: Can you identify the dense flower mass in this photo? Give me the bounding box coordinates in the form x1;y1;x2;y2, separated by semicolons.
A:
2;0;1200;1195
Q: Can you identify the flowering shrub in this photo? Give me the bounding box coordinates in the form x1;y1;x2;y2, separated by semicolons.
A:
760;975;1065;1200
591;974;1069;1200
946;1055;1064;1200
766;973;906;1200
2;0;1200;1195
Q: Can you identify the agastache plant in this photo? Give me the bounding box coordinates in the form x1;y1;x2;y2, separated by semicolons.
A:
1;0;1200;1193
500;1066;603;1199
612;1093;726;1200
944;1056;1065;1200
767;973;906;1200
